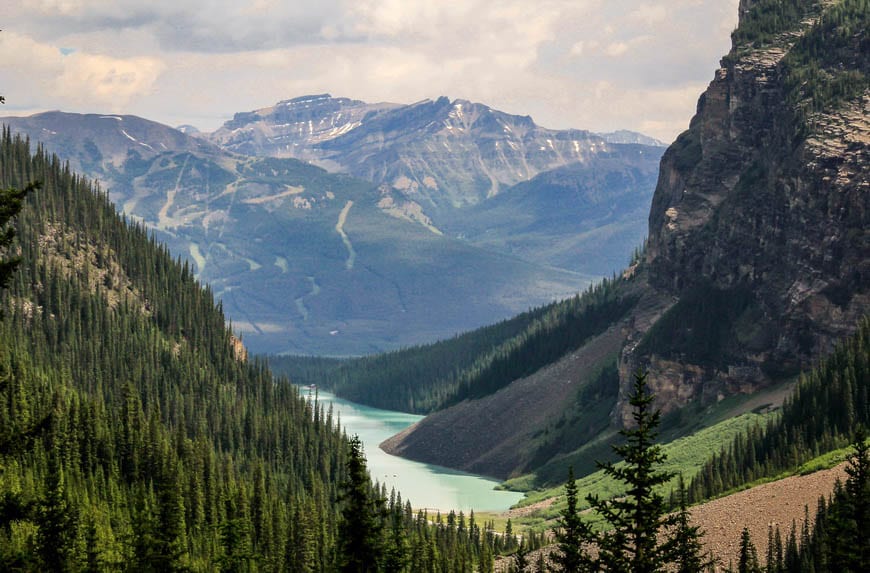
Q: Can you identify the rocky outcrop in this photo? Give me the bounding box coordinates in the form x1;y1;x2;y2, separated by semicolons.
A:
210;94;401;162
617;0;869;423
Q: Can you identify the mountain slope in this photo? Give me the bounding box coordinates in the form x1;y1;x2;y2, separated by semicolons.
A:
0;129;349;569
618;0;869;422
0;128;514;573
1;111;587;355
444;144;662;274
209;94;664;276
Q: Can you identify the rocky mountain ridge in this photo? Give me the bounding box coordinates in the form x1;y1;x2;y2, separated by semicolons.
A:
207;94;663;217
617;0;869;422
207;94;665;274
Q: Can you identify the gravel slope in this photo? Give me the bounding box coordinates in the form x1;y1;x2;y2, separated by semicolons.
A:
493;463;847;571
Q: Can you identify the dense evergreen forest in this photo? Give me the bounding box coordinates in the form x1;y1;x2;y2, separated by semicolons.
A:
271;277;638;414
0;130;516;571
689;318;869;502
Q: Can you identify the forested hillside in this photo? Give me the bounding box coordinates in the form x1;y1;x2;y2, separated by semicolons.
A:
689;317;869;501
0;128;343;569
0;130;511;571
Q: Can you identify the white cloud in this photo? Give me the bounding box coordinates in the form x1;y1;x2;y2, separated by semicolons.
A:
605;42;629;57
0;32;164;112
2;0;741;142
56;52;164;109
630;4;669;26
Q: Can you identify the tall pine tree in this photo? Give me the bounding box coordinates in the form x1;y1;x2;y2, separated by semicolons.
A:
337;435;384;572
551;465;596;572
585;370;679;572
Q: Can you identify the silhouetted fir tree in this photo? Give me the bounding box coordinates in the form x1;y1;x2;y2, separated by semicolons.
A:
766;524;784;573
551;465;596;572
843;428;869;569
585;370;678;573
478;531;494;573
337;436;384;572
0;180;36;292
671;475;712;573
383;493;409;573
504;518;517;552
784;521;800;572
824;429;870;571
737;527;761;573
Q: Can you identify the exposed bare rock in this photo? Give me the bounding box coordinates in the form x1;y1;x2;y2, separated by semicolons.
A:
617;1;869;422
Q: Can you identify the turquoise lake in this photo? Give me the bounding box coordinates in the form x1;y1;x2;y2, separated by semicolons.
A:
312;389;525;513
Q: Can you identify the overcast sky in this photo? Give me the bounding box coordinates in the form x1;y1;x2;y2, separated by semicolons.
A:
2;0;739;142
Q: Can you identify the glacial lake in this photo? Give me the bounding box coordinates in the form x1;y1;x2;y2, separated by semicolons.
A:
311;389;525;513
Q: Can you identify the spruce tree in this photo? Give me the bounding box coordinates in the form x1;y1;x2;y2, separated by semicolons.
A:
585;370;677;572
551;465;596;571
35;446;78;572
827;428;870;571
844;427;869;570
337;435;384;573
737;527;760;573
670;475;711;573
0;91;36;293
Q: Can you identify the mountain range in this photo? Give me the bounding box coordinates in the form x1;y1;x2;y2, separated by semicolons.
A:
2;99;663;354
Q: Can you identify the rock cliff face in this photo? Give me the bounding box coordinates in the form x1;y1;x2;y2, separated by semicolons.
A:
617;0;869;422
210;94;400;162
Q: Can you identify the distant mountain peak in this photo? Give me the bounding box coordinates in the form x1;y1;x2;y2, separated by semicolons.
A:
207;95;662;215
176;124;201;135
597;130;665;147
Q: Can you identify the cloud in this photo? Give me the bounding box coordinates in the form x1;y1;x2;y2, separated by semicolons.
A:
0;32;164;112
604;42;629;57
630;4;669;26
56;52;164;108
3;0;741;142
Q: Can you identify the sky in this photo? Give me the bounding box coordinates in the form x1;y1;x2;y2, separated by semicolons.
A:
2;0;739;143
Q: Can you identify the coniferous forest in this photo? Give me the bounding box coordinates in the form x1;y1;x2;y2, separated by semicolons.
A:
0;131;519;571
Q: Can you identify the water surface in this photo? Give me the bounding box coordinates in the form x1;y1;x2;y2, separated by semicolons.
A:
312;389;524;513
